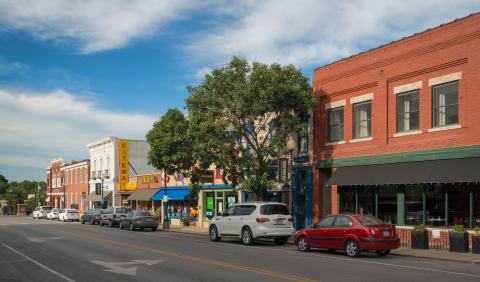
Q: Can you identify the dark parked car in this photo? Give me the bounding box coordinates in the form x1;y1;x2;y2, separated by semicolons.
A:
100;206;132;227
81;208;103;225
119;211;158;231
293;214;400;257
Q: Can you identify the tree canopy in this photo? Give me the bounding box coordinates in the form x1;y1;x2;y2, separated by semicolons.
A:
186;56;313;199
146;108;194;176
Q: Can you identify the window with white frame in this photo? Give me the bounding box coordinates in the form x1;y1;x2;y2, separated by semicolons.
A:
432;81;458;127
352;101;371;139
328;107;344;142
396;90;419;132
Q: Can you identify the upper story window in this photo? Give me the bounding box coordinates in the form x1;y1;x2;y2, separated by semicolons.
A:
328;107;344;142
396;90;419;132
352;101;371;139
432;81;458;127
298;123;308;154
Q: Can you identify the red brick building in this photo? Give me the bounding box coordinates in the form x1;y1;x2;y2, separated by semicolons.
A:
61;160;90;213
312;13;480;228
46;157;65;208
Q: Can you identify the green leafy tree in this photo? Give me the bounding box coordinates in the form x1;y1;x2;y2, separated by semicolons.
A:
0;174;8;198
186;56;313;200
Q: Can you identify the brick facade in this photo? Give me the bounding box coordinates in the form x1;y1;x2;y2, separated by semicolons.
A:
47;157;64;208
62;160;90;213
312;13;480;221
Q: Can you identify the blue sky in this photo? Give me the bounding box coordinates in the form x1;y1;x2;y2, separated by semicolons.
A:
0;0;478;181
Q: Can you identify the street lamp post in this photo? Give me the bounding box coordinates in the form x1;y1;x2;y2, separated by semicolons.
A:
286;135;296;222
163;169;170;229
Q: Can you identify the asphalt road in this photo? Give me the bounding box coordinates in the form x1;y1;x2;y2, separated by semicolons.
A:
1;216;479;282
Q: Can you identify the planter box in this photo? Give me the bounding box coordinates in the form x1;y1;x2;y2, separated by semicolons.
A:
411;230;429;249
449;232;469;253
472;236;480;254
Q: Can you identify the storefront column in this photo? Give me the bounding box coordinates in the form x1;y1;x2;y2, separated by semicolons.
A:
444;188;449;228
470;190;474;229
374;188;378;217
422;187;426;226
397;187;405;226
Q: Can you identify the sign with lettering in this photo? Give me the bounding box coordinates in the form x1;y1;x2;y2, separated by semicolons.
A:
118;140;129;189
198;169;214;183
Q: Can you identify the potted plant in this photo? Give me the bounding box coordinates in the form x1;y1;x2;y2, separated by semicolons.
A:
449;225;469;253
411;224;429;249
472;226;480;254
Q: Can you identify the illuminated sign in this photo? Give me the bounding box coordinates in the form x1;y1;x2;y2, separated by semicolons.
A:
124;182;137;190
118;140;129;189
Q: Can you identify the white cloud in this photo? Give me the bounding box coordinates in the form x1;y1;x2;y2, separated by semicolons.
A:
0;89;157;170
186;0;480;67
0;0;196;54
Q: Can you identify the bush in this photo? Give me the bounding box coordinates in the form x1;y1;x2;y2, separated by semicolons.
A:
452;224;465;233
414;224;426;232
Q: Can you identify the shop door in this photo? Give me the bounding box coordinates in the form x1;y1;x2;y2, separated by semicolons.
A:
216;199;224;217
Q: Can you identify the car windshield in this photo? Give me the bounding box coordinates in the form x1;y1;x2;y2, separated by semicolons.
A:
135;211;151;217
116;208;131;213
355;215;385;226
260;204;289;215
43;207;53;211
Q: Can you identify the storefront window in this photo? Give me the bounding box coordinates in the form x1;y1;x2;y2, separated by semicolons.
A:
340;187;355;213
448;185;469;227
205;192;215;219
357;187;374;216
405;185;424;226
226;192;237;209
425;184;445;227
377;186;397;224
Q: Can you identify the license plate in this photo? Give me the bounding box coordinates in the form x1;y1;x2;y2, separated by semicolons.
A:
383;231;390;237
143;218;152;222
274;219;285;225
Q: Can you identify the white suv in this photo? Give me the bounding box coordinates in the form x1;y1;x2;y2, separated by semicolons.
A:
32;206;52;219
209;202;294;245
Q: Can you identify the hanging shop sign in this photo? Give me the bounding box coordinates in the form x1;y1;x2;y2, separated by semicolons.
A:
118;140;129;189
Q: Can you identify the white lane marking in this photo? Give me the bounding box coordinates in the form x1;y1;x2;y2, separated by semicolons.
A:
0;242;76;282
91;259;162;276
26;237;63;243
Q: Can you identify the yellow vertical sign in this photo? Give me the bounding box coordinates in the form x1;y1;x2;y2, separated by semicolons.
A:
118;140;129;189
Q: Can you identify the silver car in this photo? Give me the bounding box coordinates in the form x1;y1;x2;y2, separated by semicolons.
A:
209;202;295;245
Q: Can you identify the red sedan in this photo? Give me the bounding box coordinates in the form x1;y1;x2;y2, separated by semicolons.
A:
293;214;400;257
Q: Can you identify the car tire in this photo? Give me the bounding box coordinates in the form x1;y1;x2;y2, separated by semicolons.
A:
100;220;104;226
297;236;310;252
152;227;157;232
274;237;288;245
90;218;94;225
81;218;85;224
209;225;220;242
376;250;390;256
345;240;361;257
129;222;135;231
109;220;113;228
241;227;255;246
119;221;124;229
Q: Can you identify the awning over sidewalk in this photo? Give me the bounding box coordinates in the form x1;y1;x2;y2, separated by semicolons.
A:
126;188;160;201
152;188;189;201
84;191;112;202
326;157;480;186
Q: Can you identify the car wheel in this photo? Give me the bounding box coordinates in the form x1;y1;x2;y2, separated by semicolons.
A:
376;250;390;256
345;240;361;257
297;236;310;252
81;218;85;224
129;222;135;231
100;220;104;226
209;225;220;242
152;227;157;232
90;218;94;225
119;221;124;229
241;227;255;246
109;220;113;228
274;237;288;245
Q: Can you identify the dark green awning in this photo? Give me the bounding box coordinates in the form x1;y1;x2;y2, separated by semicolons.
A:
326;157;480;186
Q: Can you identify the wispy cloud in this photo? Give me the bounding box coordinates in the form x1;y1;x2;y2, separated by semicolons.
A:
0;0;197;54
0;62;29;74
186;0;480;68
0;89;157;171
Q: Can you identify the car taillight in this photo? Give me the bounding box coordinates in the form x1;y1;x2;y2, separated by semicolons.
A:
256;218;270;223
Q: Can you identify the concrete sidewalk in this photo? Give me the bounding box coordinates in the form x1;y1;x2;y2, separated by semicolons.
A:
158;225;480;264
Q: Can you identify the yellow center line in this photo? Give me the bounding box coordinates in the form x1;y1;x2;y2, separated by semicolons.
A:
44;225;320;282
